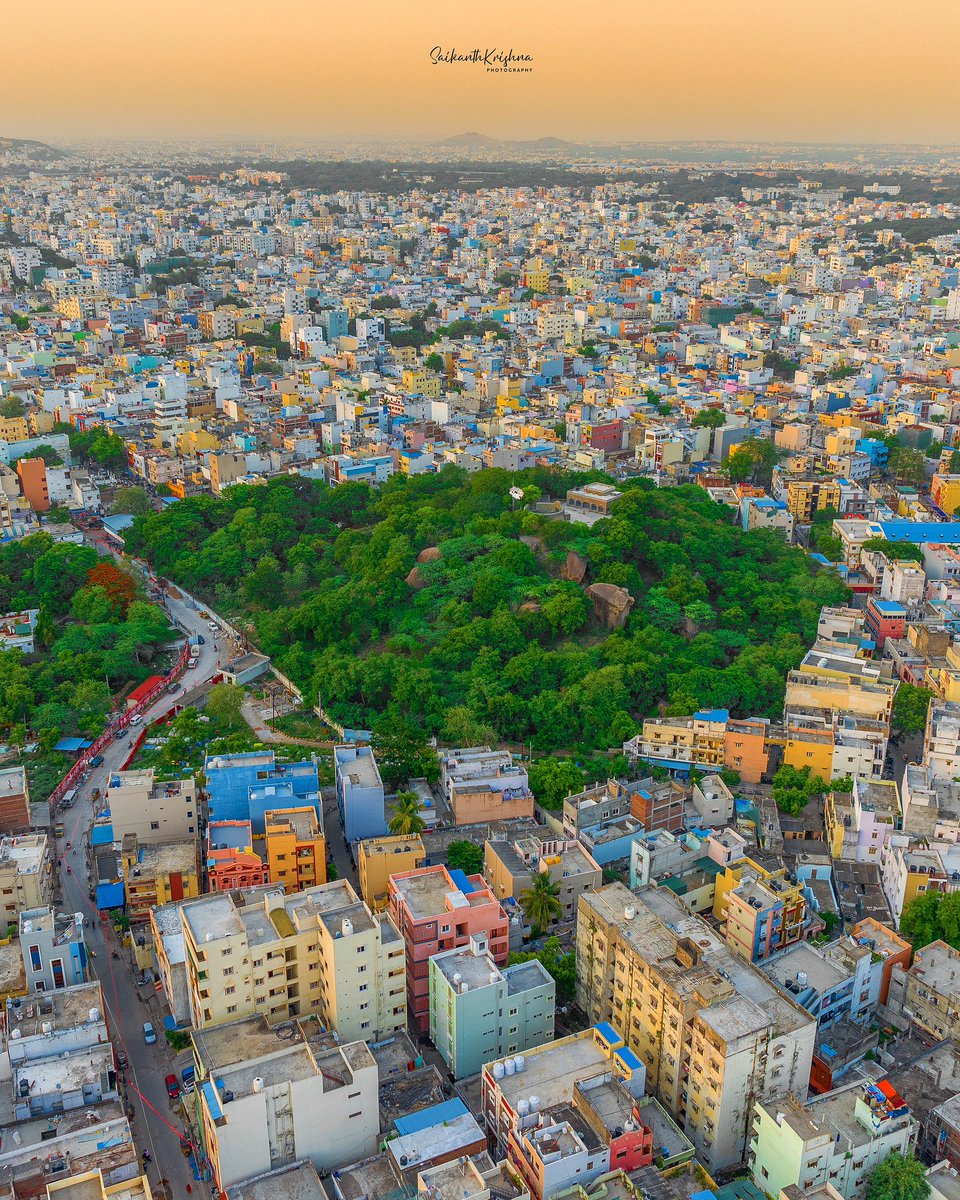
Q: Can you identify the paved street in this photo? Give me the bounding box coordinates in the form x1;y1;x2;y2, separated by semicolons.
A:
54;584;222;1196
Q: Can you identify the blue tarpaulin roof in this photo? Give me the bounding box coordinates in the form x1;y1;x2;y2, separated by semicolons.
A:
91;823;114;846
54;737;92;752
394;1098;467;1136
448;868;475;895
96;881;125;910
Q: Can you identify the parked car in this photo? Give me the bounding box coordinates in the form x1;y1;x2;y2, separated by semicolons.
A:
90;754;104;768
165;1074;181;1100
129;714;143;727
207;622;217;631
142;1022;157;1045
115;728;128;740
181;1064;196;1094
117;1050;127;1070
196;634;205;645
186;660;197;669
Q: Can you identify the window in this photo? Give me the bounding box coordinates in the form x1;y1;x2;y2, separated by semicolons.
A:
150;821;160;831
225;985;236;995
359;983;368;992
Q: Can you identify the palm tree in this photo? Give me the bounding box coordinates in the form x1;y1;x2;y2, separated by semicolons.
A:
520;871;563;936
388;791;425;836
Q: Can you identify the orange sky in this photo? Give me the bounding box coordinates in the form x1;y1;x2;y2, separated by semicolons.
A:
4;0;959;145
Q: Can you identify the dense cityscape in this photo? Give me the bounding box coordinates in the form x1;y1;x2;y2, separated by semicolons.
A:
1;131;960;1200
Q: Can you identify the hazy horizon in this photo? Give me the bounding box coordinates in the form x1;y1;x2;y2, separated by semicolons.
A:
4;0;959;146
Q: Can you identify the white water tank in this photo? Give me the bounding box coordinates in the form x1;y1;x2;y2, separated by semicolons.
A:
9;1029;20;1040
452;972;462;988
624;906;636;921
493;1061;505;1080
797;971;808;987
529;1095;540;1112
341;918;353;937
252;1077;264;1093
89;1008;100;1023
518;1099;530;1117
514;1055;525;1074
205;932;213;942
41;1022;52;1034
504;1058;515;1076
489;972;499;986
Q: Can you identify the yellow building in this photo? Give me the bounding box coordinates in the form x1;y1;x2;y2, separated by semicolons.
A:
263;807;327;893
401;367;441;398
357;834;425;912
523;257;550;293
180;879;406;1041
783;670;895;725
931;473;960;516
120;835;199;923
712;857;806;961
785;478;842;523
0;415;29;442
48;1169;152;1200
28;409;56;436
176;427;220;456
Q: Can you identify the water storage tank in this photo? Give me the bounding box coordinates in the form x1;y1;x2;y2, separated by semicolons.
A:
252;1077;264;1093
517;1099;530;1117
341;918;353;937
489;972;500;986
624;906;636;921
529;1095;540;1112
797;971;808;987
89;1008;100;1023
504;1058;515;1076
514;1055;525;1074
452;973;462;988
41;1022;52;1034
493;1061;505;1080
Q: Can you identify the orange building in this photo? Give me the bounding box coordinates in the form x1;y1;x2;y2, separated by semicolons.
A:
206;820;266;891
16;457;50;512
724;717;770;783
263;807;327;893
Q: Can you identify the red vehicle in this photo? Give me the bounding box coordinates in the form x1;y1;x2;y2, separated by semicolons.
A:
165;1074;181;1101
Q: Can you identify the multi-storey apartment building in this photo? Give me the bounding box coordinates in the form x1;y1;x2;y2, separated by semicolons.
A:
439;746;535;826
389;864;510;1031
0;834;50;927
429;932;554;1078
263;808;326;893
890;940;960;1041
180;880;406;1041
713;855;807;962
102;769;197;845
576;883;816;1171
750;1084;917;1200
357;834;425;912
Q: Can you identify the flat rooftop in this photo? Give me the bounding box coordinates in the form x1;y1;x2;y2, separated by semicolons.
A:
183;892;246;943
6;981;104;1035
492;1031;610;1107
435;945;503;992
504;959;552;995
388;1111;484;1169
265;807;322;839
226;1161;327;1200
194;1015;306;1073
336;746;382;789
391;868;468;919
762;943;848;997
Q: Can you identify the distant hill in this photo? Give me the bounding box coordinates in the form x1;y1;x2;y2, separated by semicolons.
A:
436;132;501;148
436;132;579;152
0;137;64;160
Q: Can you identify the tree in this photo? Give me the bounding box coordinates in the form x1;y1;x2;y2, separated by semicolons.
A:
692;408;726;429
520;872;563;935
900;890;960;950
831;775;854;793
373;716;438;791
527;759;585;811
861;538;924;564
424;352;444;373
0;396;24;418
447;840;483;875
111;487;151;517
205;683;246;730
19;445;63;466
388;791;425;836
442;705;496;748
892;683;932;739
888;445;927;487
87;561;137;616
772;764;825;817
724;437;785;487
865;1154;929;1200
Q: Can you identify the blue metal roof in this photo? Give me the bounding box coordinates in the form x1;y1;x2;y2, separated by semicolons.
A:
877;520;960;544
872;600;906;614
54;737;92;752
394;1097;467;1135
694;708;729;723
614;1046;644;1071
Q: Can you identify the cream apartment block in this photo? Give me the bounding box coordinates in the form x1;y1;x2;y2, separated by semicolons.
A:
783;671;895;727
181;879;406;1042
103;769;198;844
193;1016;378;1191
0;834;51;927
576;883;816;1172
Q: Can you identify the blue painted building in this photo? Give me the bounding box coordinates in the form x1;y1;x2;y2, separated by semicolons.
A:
334;745;386;844
204;751;320;835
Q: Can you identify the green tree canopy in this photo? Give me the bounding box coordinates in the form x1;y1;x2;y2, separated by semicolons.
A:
900;890;960;950
111;487;151;517
528;759;585;811
861;538;924;564
892;683;932;738
692;408;726;429
205;683;246;730
772;764;825;817
865;1154;929;1200
447;840;483;875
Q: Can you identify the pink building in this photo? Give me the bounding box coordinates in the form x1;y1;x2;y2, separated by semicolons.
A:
206;820;266;891
388;865;509;1030
865;597;907;650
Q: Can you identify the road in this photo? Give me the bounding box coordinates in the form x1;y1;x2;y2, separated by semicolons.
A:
55;579;224;1197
